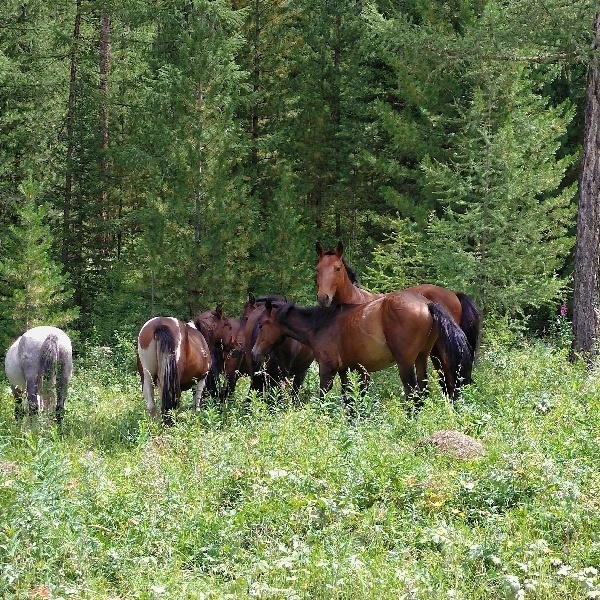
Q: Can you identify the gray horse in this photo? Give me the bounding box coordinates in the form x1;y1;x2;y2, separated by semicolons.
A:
5;326;73;424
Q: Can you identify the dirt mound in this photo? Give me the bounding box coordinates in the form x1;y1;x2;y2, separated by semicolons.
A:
417;429;485;459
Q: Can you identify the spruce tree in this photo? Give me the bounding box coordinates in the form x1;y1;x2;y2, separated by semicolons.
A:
0;175;78;344
422;63;576;317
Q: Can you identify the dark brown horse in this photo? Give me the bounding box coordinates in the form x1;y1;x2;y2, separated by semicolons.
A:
194;305;244;400
315;242;481;391
242;294;314;397
137;317;211;425
251;295;472;410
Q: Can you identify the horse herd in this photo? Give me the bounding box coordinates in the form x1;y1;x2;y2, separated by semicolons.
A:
4;242;481;426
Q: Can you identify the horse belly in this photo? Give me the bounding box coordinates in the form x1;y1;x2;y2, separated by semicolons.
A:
340;319;394;372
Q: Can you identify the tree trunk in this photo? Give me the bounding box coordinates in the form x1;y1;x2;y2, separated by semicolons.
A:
572;11;600;362
63;0;82;267
98;11;111;256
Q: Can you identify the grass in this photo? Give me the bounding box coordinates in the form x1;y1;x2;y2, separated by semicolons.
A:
1;332;600;599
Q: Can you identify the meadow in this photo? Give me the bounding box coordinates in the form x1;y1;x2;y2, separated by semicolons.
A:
1;323;600;600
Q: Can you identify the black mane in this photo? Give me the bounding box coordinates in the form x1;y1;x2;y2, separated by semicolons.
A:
276;301;349;331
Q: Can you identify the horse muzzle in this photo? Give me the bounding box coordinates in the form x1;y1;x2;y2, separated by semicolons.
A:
317;293;332;307
252;348;267;364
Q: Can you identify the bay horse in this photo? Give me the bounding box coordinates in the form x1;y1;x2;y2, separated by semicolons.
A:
5;325;73;424
242;294;314;397
193;305;245;400
137;317;211;425
251;295;472;412
315;242;481;392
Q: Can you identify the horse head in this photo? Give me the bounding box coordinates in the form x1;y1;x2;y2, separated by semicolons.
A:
315;241;345;307
251;300;286;364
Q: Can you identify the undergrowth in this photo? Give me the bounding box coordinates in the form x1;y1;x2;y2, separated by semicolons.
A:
1;330;600;599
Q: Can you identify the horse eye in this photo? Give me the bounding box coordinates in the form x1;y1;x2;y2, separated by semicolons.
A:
335;265;342;272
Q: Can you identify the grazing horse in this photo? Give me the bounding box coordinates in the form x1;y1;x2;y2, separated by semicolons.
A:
252;296;472;411
137;317;211;425
194;305;244;400
241;294;314;397
5;326;73;424
315;242;481;391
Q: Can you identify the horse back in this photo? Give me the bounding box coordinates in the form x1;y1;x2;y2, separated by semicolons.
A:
405;284;462;324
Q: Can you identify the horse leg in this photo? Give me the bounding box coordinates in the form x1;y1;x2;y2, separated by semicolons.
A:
291;371;308;403
318;366;336;400
142;369;157;418
429;347;448;396
193;377;207;411
55;364;69;426
338;369;351;411
396;362;421;407
415;351;431;392
25;376;40;417
12;386;25;419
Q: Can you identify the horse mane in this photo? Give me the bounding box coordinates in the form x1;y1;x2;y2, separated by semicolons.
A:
322;250;362;288
250;294;287;304
276;301;347;331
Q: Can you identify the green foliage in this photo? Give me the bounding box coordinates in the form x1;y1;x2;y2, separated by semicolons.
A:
0;176;78;345
422;62;576;316
2;335;600;598
362;215;427;292
0;0;592;341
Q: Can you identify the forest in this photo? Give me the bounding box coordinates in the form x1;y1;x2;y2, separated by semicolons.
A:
4;3;600;599
0;0;595;353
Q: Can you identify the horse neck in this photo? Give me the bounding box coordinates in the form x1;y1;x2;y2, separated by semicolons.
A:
277;309;316;349
337;277;377;304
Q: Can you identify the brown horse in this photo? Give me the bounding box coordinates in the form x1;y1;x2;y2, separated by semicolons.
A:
242;294;314;397
194;305;244;400
315;242;481;391
251;295;472;410
137;317;211;425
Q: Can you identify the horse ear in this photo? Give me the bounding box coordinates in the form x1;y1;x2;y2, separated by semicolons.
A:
248;292;255;305
335;241;344;257
265;298;273;313
316;242;325;257
215;304;223;318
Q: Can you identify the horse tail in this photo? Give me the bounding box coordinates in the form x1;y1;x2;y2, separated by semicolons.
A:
154;325;181;425
38;334;59;389
429;303;473;399
456;292;482;364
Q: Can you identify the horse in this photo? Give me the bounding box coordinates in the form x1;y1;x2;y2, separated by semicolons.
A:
193;305;245;400
4;325;73;424
242;294;314;397
137;317;211;425
251;295;472;412
315;241;481;392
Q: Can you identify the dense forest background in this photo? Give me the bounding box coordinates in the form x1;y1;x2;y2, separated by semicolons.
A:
0;0;595;351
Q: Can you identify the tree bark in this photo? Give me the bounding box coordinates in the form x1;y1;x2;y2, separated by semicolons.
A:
572;11;600;361
63;0;82;267
98;12;111;256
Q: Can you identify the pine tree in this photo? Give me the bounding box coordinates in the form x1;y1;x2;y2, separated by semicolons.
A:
422;62;576;317
0;175;78;344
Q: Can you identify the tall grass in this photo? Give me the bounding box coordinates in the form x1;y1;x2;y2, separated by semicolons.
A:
1;331;600;599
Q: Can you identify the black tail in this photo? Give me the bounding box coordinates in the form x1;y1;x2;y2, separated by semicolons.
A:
154;325;181;425
429;303;473;400
38;334;59;396
456;293;482;365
